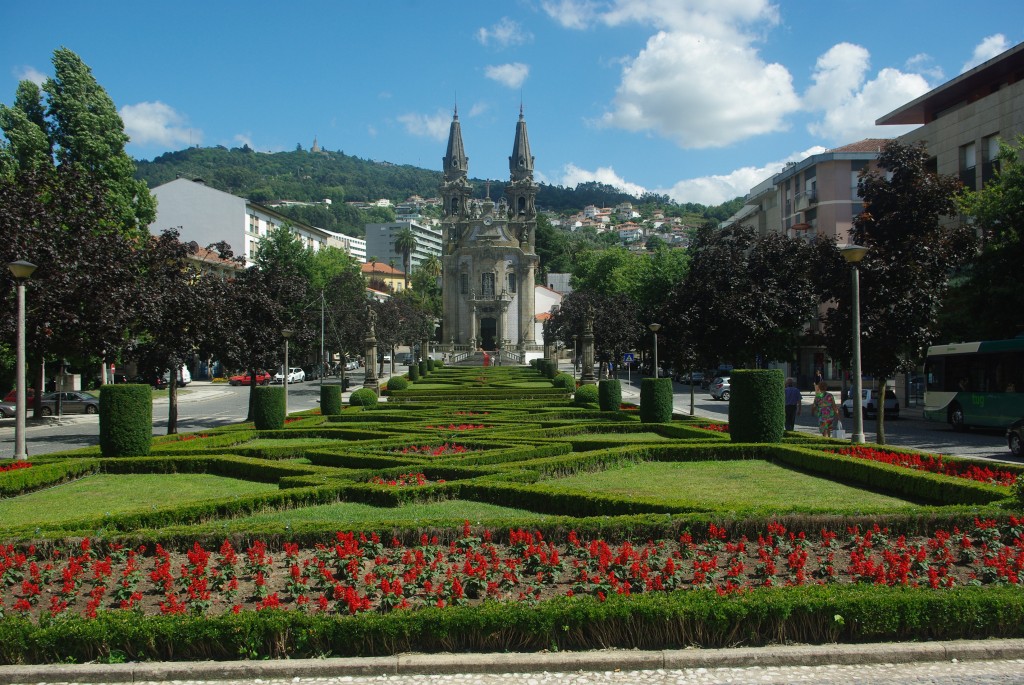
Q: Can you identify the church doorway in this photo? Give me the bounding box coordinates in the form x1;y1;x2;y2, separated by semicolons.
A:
480;318;496;350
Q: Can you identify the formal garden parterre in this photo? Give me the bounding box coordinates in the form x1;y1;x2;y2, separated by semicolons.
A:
1;364;1024;664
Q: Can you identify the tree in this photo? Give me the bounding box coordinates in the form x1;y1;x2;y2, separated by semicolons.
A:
821;140;975;444
941;135;1024;341
549;291;645;375
394;226;417;290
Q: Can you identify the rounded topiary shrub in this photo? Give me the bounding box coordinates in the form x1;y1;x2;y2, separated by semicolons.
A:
435;360;444;369
599;379;622;412
419;361;428;377
320;384;342;416
729;369;785;443
252;386;285;430
545;361;559;379
409;363;420;381
387;375;409;391
552;373;575;391
99;384;152;456
639;377;673;423
427;359;435;372
574;383;599;406
349;387;379;407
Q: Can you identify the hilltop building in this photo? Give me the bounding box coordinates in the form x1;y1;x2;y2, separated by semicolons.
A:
440;108;541;351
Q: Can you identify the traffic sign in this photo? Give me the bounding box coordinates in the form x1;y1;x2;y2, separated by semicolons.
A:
623;353;635;362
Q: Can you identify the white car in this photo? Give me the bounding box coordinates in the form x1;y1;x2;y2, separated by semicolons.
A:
842;388;899;419
274;367;305;384
162;366;191;387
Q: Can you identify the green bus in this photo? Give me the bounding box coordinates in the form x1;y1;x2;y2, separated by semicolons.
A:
923;338;1024;430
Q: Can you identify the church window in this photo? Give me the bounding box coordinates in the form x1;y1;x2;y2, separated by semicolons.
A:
517;197;527;214
460;273;468;294
482;273;495;298
450;198;459;215
508;272;517;293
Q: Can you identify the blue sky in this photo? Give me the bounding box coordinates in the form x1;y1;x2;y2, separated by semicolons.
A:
2;1;1022;205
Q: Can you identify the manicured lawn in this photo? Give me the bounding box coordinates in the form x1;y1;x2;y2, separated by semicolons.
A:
553;460;917;511
507;381;555;388
577;432;670;442
406;383;455;389
188;499;543;531
0;474;279;528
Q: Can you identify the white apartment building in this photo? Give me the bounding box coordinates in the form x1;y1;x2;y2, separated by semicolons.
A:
364;220;442;272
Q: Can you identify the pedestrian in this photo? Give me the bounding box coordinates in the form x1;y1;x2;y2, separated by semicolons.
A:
811;381;837;438
784;377;802;431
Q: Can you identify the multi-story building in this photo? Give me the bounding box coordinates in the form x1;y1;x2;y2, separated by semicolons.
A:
332;233;367;263
150;178;338;267
364;220;442;274
879;42;1024;193
361;261;407;293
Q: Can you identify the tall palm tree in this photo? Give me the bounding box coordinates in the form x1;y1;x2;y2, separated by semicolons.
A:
394;227;417;290
421;254;442;283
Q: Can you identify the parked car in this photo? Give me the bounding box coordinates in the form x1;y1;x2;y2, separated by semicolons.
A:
303;366;322;381
0;401;14;418
842;388;900;419
34;391;100;416
709;376;731;401
2;389;35;403
133;372;168;390
162;366;191;387
228;371;271;386
396;352;413;366
344;360;360;371
673;370;705;385
1008;418;1024;457
273;367;305;384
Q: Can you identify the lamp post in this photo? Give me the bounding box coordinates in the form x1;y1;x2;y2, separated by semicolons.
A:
282;328;293;419
8;261;36;461
649;323;661;378
841;244;868;444
572;335;578;381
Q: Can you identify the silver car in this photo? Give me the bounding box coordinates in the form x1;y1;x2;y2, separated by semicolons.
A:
709;376;731;401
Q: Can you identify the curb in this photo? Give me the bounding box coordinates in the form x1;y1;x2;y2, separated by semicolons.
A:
0;639;1022;683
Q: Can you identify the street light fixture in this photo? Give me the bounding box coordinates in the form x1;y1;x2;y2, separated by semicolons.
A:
8;260;37;461
282;328;293;419
572;334;578;381
841;244;868;444
649;323;662;379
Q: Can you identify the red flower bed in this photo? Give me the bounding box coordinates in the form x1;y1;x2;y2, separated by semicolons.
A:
393;443;474;457
701;424;729;433
619;404;638;411
367;473;445;487
828;446;1017;487
0;462;32;473
425;424;489;431
2;518;1024;621
176;434;211;442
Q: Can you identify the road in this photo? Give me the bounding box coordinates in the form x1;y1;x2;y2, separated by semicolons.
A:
0;369;1015;463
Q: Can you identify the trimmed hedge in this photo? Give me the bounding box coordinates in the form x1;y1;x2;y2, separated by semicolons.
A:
99;384;152;457
409;364;420;381
419;361;428;377
552;373;575;391
252;386;285;430
574;384;599;406
598;379;622;412
386;375;409;391
320;385;342;416
639;378;673;423
730;369;784;443
427;359;435;372
349;388;379;406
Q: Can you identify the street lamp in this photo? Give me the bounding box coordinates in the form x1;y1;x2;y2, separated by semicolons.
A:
8;260;36;461
572;334;578;381
841;244;868;444
282;328;293;419
649;323;662;378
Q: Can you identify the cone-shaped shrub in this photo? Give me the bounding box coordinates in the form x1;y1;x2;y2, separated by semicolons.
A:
599;379;622;411
419;361;428;377
574;383;599;406
320;384;342;415
409;363;420;381
545;361;559;379
427;359;435;372
553;373;575;391
350;387;379;406
99;384;152;456
640;378;673;423
729;369;785;443
252;386;285;430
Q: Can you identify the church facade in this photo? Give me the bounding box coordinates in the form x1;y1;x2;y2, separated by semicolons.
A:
440;109;539;351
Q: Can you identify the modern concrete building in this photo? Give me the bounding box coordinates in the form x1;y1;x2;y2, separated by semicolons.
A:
364;220;442;273
878;41;1024;193
150;178;341;267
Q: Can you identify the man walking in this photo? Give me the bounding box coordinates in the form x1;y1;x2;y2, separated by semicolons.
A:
784;377;802;431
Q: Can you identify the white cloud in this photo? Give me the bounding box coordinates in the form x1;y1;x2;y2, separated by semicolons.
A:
540;0;599;29
600;31;799;148
560;162;648;196
484;63;530;89
233;133;254;149
599;0;779;37
477;17;532;47
397;111;450;141
12;65;46;85
119;101;198;147
804;52;930;143
962;34;1009;73
905;53;944;82
656;146;826;206
468;102;489;117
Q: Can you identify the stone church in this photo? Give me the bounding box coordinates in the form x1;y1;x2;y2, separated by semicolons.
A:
440;108;539;351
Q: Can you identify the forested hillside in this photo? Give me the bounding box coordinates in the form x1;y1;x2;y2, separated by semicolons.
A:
134;145;742;236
